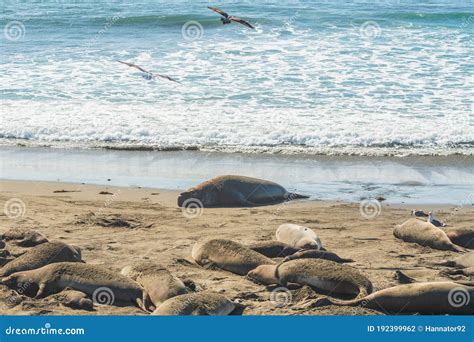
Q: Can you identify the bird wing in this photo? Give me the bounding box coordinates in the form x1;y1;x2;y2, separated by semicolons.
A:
155;73;181;84
229;16;255;29
117;60;151;74
208;6;229;18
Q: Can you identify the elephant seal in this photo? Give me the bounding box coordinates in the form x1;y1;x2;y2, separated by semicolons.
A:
442;267;474;277
393;219;465;252
177;175;309;207
121;262;187;306
0;241;82;277
435;252;474;269
445;228;474;249
315;281;474;314
247;241;301;258
53;289;94;311
1;228;48;247
152;292;236;315
192;239;275;276
1;262;153;312
247;259;372;299
276;224;322;249
284;249;353;263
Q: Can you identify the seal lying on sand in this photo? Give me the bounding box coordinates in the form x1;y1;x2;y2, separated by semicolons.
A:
284;249;353;263
53;289;94;311
177;175;309;207
445;229;474;249
442;267;474;277
121;262;187;306
192;239;275;276
0;241;82;277
1;262;153;312
246;241;301;258
276;224;322;249
435;252;474;269
248;259;372;299
1;228;48;247
393;219;465;252
314;281;474;314
152;292;237;315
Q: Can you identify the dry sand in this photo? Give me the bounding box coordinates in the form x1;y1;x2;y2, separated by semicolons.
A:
0;180;472;315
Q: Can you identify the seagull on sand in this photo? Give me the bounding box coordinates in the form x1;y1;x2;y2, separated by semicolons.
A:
427;211;446;227
207;6;255;29
117;60;180;83
411;209;429;217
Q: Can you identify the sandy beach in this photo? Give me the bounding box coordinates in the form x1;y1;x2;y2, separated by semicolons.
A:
1;179;472;316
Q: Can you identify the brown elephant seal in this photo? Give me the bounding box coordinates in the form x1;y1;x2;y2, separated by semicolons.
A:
284;249;353;263
1;228;48;247
435;252;474;269
442;267;474;277
315;281;474;314
177;175;309;207
53;289;94;311
1;262;153;312
247;259;372;299
152;292;236;315
445;228;474;249
276;224;322;249
192;239;275;276
121;262;187;306
246;241;301;258
0;241;82;277
393;218;465;252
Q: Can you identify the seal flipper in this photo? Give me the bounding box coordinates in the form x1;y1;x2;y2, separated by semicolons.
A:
35;282;47;298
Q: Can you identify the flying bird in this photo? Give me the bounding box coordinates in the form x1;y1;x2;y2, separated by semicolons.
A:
411;209;429;217
427;211;446;227
117;60;180;83
208;6;255;29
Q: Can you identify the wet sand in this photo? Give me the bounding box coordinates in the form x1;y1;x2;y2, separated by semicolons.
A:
0;180;472;315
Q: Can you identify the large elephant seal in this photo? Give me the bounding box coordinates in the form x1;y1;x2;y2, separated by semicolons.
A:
436;252;474;269
1;262;153;312
284;249;353;263
445;228;474;249
0;241;82;277
177;175;309;207
192;239;275;276
246;241;301;258
315;281;474;314
276;224;322;249
152;292;236;315
393;218;465;252
248;259;372;299
121;262;187;306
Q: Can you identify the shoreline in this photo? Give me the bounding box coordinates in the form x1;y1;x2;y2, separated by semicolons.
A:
0;179;472;315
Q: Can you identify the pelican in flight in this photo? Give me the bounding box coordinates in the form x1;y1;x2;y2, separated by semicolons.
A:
208;6;255;29
117;60;180;83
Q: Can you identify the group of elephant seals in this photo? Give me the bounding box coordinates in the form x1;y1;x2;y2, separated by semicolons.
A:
246;241;301;258
192;238;275;275
152;292;236;316
315;281;474;314
445;228;474;249
1;262;153;312
121;262;187;306
276;224;322;249
393;218;465;252
284;249;353;263
248;259;372;299
177;175;309;207
0;241;82;277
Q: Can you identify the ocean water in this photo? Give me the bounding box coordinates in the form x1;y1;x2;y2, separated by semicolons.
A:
1;0;473;156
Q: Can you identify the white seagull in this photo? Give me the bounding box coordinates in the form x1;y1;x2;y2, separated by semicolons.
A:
411;209;429;217
427;211;446;227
